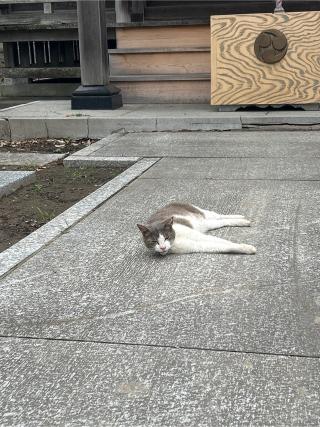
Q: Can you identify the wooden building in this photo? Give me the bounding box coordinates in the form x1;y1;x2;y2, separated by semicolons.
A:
0;0;320;104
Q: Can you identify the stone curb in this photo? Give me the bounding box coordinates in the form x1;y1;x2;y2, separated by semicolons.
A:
0;158;159;279
0;152;66;167
3;113;320;140
64;156;140;168
156;117;242;131
70;132;126;157
0;170;35;198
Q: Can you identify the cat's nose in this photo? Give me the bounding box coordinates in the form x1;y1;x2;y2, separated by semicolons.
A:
159;245;166;251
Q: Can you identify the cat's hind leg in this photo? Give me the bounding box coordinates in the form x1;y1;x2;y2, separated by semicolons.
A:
197;206;246;220
205;217;251;231
171;229;256;255
199;217;251;232
192;205;251;231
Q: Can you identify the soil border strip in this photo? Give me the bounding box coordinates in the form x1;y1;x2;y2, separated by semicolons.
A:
0;157;159;279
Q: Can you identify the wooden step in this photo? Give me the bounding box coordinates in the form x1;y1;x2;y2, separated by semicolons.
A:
0;75;210;104
0;61;211;79
110;73;210;81
116;80;210;103
116;25;210;49
109;48;210;75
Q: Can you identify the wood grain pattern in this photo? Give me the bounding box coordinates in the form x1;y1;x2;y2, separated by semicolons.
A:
116;25;210;49
110;51;210;75
116;80;210;103
211;12;320;105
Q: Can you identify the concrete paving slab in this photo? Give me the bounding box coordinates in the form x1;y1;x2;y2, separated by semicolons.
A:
1;101;320;122
0;152;65;167
2;102;320;139
0;101;138;119
0;170;35;198
87;131;320;158
0;337;319;426
143;157;320;180
1;178;319;356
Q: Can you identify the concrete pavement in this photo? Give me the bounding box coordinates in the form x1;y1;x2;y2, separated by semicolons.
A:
1;101;320;139
0;130;319;425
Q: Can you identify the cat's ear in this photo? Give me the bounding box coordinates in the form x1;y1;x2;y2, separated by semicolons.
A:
164;216;174;226
137;224;149;234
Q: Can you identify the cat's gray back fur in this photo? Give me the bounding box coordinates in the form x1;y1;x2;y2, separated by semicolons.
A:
147;202;204;228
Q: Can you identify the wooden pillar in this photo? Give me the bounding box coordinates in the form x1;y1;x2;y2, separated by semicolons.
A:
115;0;131;24
71;0;122;110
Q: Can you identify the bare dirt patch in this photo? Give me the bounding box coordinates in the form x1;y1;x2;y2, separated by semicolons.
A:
0;162;126;252
0;138;97;154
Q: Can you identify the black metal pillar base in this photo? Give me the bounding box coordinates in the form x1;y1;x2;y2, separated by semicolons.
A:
71;85;123;110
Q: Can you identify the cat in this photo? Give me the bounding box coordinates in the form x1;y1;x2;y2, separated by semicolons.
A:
137;202;256;256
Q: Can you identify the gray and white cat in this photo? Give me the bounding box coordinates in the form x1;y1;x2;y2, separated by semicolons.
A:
137;203;256;256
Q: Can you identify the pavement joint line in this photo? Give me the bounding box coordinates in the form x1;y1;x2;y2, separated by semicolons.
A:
86;116;89;139
7;117;11;140
134;156;320;159
140;177;320;182
0;334;319;360
243;123;320;127
43;118;49;139
0;157;160;280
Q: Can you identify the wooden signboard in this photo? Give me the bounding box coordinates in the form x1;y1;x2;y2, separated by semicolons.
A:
211;12;320;106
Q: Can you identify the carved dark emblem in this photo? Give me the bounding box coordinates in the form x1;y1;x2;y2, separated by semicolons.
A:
254;29;288;64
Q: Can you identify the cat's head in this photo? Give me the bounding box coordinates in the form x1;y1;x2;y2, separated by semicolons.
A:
137;217;175;256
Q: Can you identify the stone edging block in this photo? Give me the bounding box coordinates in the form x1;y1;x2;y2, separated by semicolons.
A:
0;158;159;278
64;156;140;168
0;170;35;198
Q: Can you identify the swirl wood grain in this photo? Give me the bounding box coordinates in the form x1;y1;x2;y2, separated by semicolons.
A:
211;12;320;105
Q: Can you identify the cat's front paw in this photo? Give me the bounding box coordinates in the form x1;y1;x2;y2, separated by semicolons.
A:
241;244;257;255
